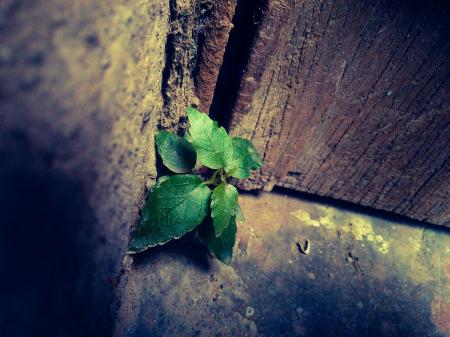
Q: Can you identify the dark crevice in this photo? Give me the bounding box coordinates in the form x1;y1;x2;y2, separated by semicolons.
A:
192;0;214;89
161;32;175;116
160;0;177;126
208;0;267;129
192;32;206;89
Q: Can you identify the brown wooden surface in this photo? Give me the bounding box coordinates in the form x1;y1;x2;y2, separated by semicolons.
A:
195;0;237;113
227;0;450;226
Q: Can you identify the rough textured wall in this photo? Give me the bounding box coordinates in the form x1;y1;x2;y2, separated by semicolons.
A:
228;0;450;226
113;0;241;334
0;0;168;335
160;0;237;130
0;0;239;335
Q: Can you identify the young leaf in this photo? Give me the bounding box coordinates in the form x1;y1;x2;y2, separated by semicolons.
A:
186;107;234;172
154;175;170;189
200;216;237;265
156;130;196;173
229;137;263;178
128;174;211;253
211;183;238;237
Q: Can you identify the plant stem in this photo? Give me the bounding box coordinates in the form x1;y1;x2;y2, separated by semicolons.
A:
219;169;226;183
204;169;220;186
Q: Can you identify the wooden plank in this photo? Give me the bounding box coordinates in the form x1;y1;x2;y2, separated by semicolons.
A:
228;0;450;226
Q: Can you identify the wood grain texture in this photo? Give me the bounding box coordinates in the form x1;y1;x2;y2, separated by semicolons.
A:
228;0;450;226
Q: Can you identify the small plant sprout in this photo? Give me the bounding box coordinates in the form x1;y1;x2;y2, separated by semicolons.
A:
128;107;263;264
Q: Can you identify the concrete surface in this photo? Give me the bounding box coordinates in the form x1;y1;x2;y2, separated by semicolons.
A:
114;190;450;337
0;1;167;335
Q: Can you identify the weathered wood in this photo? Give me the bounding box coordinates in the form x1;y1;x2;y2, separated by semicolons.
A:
195;0;238;113
228;0;450;226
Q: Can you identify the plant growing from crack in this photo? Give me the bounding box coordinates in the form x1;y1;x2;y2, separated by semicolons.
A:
128;107;263;264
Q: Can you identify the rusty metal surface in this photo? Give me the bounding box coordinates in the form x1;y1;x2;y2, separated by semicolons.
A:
114;192;450;337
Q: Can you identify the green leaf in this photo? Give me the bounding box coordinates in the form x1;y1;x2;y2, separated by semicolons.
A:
154;175;170;189
200;216;237;264
156;130;196;173
186;107;234;172
211;183;238;237
128;174;211;253
229;137;263;178
235;203;245;222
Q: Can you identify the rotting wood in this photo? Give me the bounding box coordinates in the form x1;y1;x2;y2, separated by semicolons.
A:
228;0;450;226
194;0;238;113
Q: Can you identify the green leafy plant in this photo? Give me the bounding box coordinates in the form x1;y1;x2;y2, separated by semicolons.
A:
128;107;263;264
